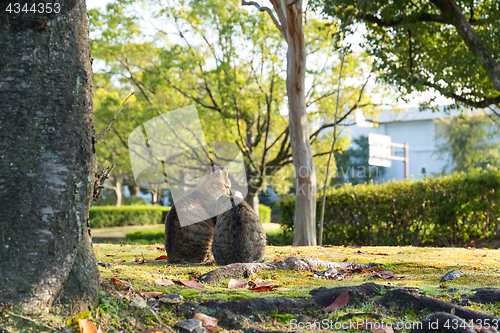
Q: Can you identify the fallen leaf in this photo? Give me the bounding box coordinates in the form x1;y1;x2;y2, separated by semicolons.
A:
193;313;218;327
227;279;249;289
451;308;455;315
153;255;168;261
110;277;127;285
156;247;166;251
139;291;164;299
154;278;174;287
105;254;115;257
174;279;205;289
79;319;98;333
97;328;104;333
273;287;291;291
370;327;394;333
356;250;389;256
324;291;349;312
138;330;171;333
205;325;221;332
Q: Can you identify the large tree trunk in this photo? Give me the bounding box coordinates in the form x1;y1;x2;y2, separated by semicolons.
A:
285;1;317;246
0;0;100;314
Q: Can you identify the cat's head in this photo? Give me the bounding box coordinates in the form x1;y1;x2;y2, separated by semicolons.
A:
195;165;231;200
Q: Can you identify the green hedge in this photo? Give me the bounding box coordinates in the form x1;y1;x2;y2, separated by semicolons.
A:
259;204;272;223
89;205;170;228
90;203;271;228
277;169;500;246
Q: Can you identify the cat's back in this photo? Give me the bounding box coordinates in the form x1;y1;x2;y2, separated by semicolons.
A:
212;199;266;265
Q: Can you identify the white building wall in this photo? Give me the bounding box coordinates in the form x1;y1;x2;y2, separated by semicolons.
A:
345;108;456;182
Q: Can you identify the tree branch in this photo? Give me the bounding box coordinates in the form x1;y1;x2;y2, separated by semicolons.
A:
423;82;500;108
242;1;285;38
429;0;500;92
96;92;134;141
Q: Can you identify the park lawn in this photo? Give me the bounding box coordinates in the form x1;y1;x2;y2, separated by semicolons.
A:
1;245;499;333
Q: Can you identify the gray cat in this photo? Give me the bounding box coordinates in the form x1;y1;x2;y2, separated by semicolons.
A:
165;165;231;264
212;195;267;265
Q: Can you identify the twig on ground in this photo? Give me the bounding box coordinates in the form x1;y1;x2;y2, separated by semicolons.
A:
149;308;176;333
4;310;59;332
96;92;134;141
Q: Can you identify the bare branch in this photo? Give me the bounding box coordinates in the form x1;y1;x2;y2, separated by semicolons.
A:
96;92;134;141
242;1;284;37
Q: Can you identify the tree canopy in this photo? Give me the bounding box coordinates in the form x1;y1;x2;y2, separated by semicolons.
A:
314;0;500;111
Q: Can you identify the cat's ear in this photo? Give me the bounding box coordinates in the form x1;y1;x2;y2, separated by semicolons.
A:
222;168;229;176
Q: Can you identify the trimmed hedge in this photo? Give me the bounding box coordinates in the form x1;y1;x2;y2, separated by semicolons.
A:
277;169;500;246
90;203;271;228
259;204;272;223
89;205;170;228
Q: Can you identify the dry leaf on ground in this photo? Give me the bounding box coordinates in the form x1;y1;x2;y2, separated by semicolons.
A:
139;291;164;299
227;279;249;289
173;279;205;289
324;291;349;312
154;278;174;287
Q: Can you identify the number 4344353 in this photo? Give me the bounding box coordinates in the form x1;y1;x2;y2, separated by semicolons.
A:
6;2;61;14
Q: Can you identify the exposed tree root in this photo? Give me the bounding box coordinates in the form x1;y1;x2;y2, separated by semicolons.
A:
378;288;499;323
409;312;477;333
199;256;377;284
462;288;500;305
178;283;499;333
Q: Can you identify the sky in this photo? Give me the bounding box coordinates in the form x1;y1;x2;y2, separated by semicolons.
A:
85;0;453;109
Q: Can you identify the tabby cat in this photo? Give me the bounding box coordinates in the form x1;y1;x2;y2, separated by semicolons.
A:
165;165;231;264
212;194;266;265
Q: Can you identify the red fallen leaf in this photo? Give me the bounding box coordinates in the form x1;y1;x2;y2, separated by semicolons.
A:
139;291;164;298
205;325;221;332
79;319;99;333
356;250;388;256
324;291;349;312
174;279;205;289
249;285;277;291
227;279;249;289
111;277;126;285
154;278;174;287
105;254;115;257
153;255;168;261
365;270;395;279
249;280;277;288
273;287;292;291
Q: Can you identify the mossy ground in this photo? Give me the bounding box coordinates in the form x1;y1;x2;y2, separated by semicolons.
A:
1;245;499;333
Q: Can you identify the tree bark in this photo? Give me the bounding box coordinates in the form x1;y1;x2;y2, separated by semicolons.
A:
114;178;122;207
244;177;260;218
242;0;317;245
284;1;317;246
0;0;100;314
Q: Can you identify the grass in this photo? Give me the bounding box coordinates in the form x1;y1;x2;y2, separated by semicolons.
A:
1;244;499;332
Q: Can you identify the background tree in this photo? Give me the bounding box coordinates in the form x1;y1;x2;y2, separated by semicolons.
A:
434;113;500;172
0;0;99;313
314;0;500;111
332;135;385;185
89;0;385;238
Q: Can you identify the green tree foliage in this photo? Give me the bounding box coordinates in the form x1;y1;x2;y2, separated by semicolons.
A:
89;0;386;209
333;135;385;185
313;0;500;110
434;113;500;172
